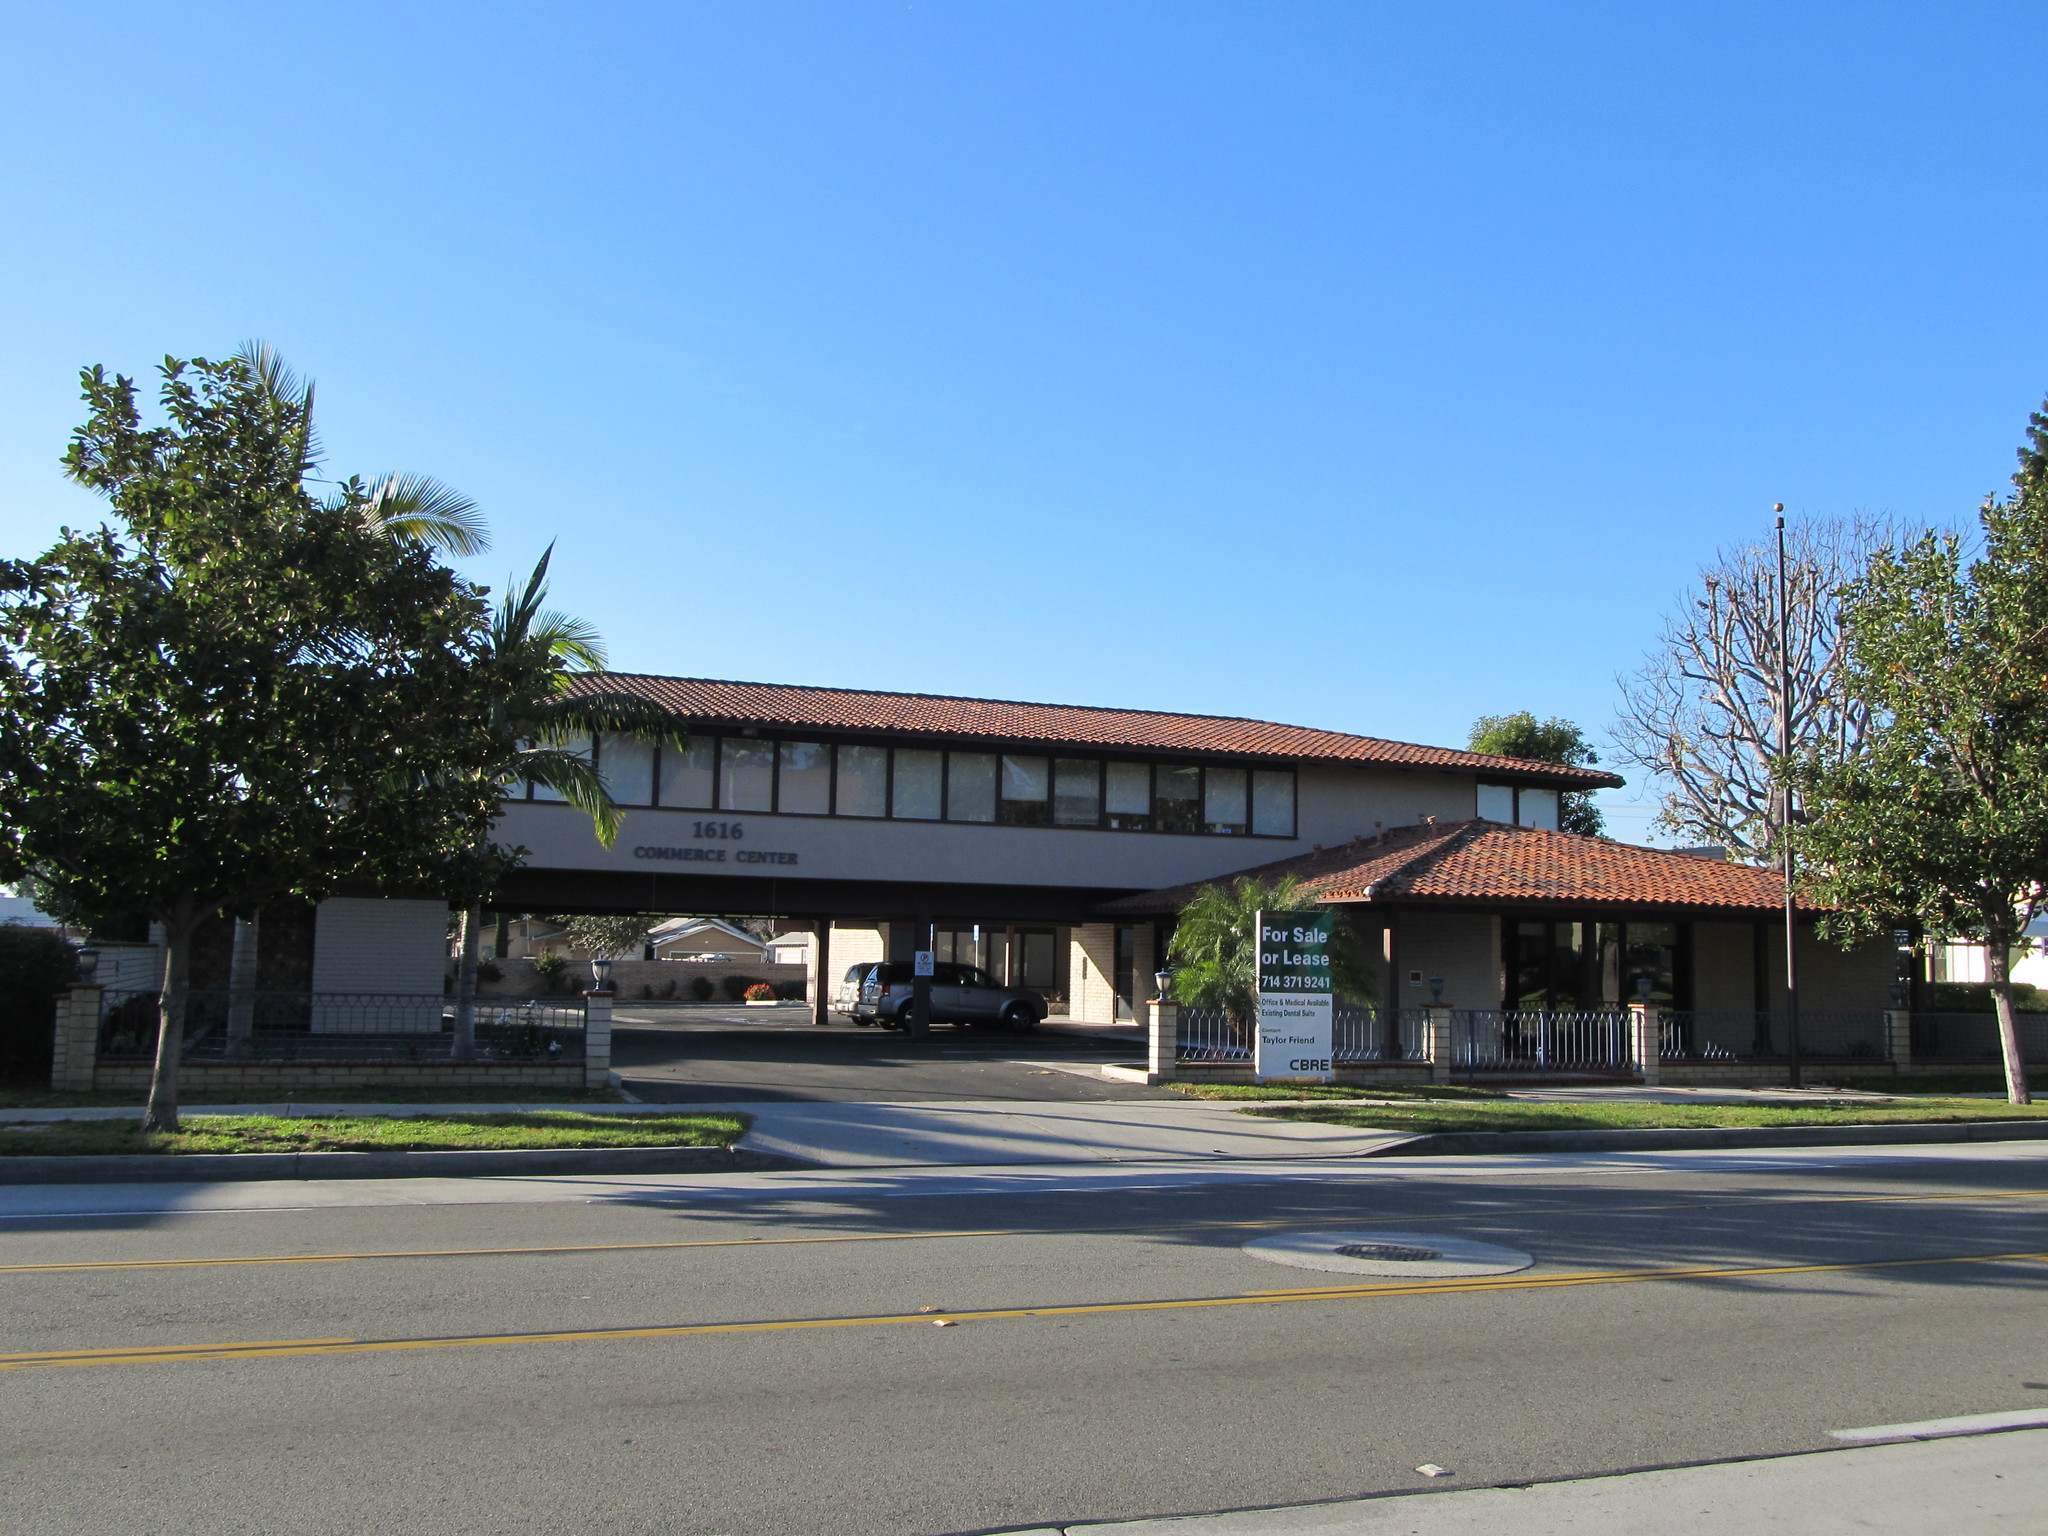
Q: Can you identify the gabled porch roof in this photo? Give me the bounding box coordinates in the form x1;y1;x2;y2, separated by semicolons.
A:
1097;819;1800;919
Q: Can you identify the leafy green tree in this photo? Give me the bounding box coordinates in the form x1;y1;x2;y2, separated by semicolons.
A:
1166;875;1376;1034
1798;401;2048;1105
1468;712;1606;836
0;355;506;1129
537;914;660;960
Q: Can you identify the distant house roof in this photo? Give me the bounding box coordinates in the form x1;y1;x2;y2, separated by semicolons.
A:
568;675;1622;787
648;916;767;950
1099;820;1796;917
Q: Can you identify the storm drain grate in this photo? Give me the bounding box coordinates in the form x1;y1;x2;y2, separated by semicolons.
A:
1335;1243;1442;1263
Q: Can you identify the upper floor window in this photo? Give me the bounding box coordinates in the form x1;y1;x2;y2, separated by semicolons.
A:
1478;781;1560;832
522;733;1298;837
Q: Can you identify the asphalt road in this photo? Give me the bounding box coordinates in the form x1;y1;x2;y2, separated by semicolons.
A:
7;1145;2048;1534
612;1006;1175;1103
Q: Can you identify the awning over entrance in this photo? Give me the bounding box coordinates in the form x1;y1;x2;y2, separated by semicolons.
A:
1096;818;1800;919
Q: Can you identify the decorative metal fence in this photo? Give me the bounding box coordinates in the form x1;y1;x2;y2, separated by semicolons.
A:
1911;1012;2048;1062
1450;1010;1636;1074
1335;1005;1428;1063
1658;1010;1889;1062
1173;1004;1427;1066
94;990;586;1063
1175;1005;1249;1063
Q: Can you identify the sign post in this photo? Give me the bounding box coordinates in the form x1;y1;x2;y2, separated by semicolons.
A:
1254;909;1335;1082
910;948;936;1037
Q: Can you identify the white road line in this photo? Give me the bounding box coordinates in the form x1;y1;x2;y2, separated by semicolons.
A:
1830;1408;2048;1443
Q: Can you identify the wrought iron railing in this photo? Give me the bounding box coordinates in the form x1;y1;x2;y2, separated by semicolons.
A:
1909;1012;2048;1062
1451;1010;1636;1073
94;990;586;1062
1658;1010;1889;1061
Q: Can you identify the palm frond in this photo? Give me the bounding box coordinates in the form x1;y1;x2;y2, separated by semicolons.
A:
518;748;623;846
361;472;490;556
233;338;321;472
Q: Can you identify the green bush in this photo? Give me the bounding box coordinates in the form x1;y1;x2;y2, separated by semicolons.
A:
689;975;714;1002
721;973;762;1001
1932;981;2046;1013
776;980;805;1001
476;958;503;984
0;928;76;1081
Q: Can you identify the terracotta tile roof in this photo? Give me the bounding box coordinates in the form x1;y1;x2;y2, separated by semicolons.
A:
573;674;1622;786
1099;819;1796;915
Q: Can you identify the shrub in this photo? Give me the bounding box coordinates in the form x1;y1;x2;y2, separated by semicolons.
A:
689;975;714;1002
776;980;805;1001
640;984;653;999
0;927;74;1081
661;978;677;999
476;959;503;984
722;973;762;1001
744;982;776;1002
1932;981;2046;1012
530;953;568;994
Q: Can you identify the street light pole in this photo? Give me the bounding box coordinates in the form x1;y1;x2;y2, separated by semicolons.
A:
1776;507;1802;1088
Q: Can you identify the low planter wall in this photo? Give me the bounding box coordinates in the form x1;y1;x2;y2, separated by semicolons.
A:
90;1061;588;1094
473;958;806;1001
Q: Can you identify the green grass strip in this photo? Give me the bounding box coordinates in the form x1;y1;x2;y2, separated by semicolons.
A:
0;1111;747;1157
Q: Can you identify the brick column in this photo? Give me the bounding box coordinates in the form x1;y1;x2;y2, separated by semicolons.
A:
1630;1004;1662;1087
583;991;614;1091
1425;1005;1454;1085
50;986;102;1092
1884;1008;1913;1072
1145;998;1179;1083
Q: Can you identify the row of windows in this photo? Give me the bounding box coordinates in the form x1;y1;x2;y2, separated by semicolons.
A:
524;734;1299;838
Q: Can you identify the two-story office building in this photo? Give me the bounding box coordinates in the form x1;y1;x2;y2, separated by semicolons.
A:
297;673;1889;1032
478;674;1620;1019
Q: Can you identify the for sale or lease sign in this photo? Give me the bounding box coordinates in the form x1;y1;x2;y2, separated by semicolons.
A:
1254;909;1335;1081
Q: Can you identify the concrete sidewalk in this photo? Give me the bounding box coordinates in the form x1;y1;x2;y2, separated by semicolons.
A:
729;1097;1414;1165
1021;1426;2048;1535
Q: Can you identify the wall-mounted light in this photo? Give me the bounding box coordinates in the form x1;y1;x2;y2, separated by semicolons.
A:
1428;974;1444;1004
1154;969;1173;1001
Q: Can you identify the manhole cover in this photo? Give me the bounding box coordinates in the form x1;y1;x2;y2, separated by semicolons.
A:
1335;1242;1441;1263
1242;1230;1534;1279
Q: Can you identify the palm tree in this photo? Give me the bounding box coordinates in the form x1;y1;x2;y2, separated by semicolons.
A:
1167;875;1376;1045
234;340;490;556
448;546;685;1056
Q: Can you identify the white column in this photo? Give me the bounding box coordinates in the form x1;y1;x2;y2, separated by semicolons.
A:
1425;1005;1453;1085
1884;1008;1913;1071
51;987;102;1092
1630;1004;1663;1087
583;991;614;1090
1146;998;1179;1083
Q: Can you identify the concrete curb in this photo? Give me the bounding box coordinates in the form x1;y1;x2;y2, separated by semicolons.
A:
0;1145;812;1185
1365;1119;2048;1157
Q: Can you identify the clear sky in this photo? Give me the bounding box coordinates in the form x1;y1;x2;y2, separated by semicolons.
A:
2;2;2043;842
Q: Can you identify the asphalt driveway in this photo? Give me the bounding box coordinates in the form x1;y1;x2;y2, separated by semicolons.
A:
610;1004;1177;1104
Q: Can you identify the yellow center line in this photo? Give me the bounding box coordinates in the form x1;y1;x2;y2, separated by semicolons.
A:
8;1186;2048;1277
8;1248;2047;1373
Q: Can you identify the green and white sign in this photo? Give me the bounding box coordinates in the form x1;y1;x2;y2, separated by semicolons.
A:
1254;908;1335;1080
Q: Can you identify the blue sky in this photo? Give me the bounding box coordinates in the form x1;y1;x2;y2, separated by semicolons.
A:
2;2;2043;842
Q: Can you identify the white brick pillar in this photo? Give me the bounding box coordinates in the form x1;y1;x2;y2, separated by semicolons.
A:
583;991;614;1090
1146;998;1179;1083
1425;1005;1454;1085
1070;923;1118;1024
1884;1008;1912;1071
1630;1004;1662;1087
50;986;102;1092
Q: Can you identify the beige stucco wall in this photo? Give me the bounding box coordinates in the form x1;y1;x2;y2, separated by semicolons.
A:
497;761;1491;898
1069;923;1118;1023
1391;910;1500;1011
1693;921;1755;1014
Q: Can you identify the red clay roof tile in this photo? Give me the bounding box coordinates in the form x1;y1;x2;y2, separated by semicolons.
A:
1100;820;1794;914
574;674;1622;786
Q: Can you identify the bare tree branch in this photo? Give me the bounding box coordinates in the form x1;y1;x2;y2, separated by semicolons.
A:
1613;519;1888;863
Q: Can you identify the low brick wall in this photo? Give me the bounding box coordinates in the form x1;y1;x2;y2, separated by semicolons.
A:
91;1061;587;1094
1167;1064;1437;1087
474;958;805;1001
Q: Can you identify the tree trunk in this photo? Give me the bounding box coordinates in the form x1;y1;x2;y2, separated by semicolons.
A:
1987;936;2031;1105
453;903;482;1061
141;913;196;1134
225;912;260;1059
